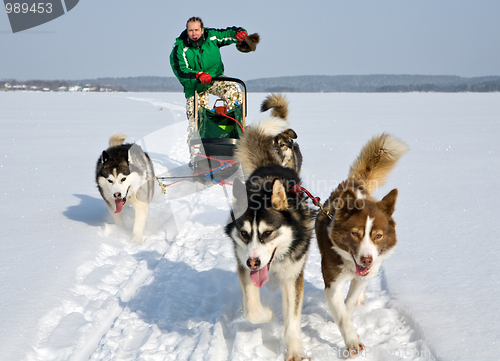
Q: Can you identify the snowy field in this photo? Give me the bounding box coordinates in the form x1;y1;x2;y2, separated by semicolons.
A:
1;91;499;361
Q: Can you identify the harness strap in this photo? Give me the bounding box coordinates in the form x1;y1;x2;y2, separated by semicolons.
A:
157;159;238;190
204;159;237;184
196;154;238;168
155;177;168;194
290;184;334;220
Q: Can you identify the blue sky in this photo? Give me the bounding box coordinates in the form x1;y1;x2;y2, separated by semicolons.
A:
1;0;500;81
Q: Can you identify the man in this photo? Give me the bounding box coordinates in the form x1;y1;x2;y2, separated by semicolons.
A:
170;17;259;142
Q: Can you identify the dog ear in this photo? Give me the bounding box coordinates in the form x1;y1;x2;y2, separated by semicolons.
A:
378;188;398;216
335;189;363;219
271;179;288;210
284;129;297;139
101;151;109;163
128;144;148;173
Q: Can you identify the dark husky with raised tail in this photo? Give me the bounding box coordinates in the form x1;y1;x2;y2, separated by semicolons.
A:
235;93;302;180
226;94;312;361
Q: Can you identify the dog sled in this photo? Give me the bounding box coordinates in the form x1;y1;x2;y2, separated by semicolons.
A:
157;77;246;191
189;77;246;180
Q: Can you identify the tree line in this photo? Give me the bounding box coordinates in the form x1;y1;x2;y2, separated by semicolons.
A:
3;75;500;93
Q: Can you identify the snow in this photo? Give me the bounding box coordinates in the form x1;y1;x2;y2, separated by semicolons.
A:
1;91;499;361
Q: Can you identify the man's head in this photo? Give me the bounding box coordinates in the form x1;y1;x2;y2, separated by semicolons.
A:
186;17;204;42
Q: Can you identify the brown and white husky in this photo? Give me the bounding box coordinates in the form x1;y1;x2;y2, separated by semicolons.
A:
315;133;408;357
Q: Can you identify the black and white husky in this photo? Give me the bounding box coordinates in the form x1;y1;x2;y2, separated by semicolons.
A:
95;133;155;244
226;95;312;361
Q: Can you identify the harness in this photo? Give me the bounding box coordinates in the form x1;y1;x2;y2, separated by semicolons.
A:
289;184;334;220
155;155;238;193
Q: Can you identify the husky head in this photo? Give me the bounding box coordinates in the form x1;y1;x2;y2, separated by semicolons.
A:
329;188;399;277
96;144;152;213
273;128;302;172
274;128;296;156
226;166;312;288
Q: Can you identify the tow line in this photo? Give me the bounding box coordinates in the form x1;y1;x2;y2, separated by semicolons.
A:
290;184;334;220
156;157;238;193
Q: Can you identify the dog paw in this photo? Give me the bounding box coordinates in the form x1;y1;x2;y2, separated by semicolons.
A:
355;291;365;306
346;340;365;358
286;356;305;361
286;352;311;361
245;306;273;324
286;340;307;361
132;234;144;245
287;355;310;361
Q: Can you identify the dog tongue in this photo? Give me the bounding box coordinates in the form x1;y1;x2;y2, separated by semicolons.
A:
250;266;269;288
114;199;124;213
355;264;370;277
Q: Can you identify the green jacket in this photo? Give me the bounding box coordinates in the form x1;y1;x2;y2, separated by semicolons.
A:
170;26;245;98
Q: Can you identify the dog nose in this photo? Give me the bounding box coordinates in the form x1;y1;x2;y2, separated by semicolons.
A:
247;257;261;270
360;256;373;267
114;192;121;199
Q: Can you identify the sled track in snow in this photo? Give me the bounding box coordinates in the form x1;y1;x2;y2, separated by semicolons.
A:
27;183;433;361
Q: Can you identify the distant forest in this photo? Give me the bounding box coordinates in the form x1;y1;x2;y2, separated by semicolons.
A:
246;75;500;93
3;75;500;93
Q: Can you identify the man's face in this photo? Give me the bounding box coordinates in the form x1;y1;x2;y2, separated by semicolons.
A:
187;21;204;42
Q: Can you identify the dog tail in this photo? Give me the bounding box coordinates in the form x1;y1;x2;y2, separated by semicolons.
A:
348;133;409;195
260;93;288;120
109;133;127;147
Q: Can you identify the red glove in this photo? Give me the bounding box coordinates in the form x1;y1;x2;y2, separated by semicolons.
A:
196;71;212;85
236;30;248;42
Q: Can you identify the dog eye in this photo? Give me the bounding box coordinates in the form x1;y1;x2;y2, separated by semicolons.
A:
262;230;273;238
240;230;249;239
351;230;361;238
107;179;113;184
373;232;383;240
120;177;127;183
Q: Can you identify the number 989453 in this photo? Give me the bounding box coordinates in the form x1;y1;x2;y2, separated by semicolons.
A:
5;2;53;14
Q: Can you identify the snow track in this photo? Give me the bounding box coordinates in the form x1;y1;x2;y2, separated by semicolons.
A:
4;92;500;361
18;94;451;361
27;177;433;361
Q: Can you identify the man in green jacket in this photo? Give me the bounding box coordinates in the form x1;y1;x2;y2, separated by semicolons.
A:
170;17;258;142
